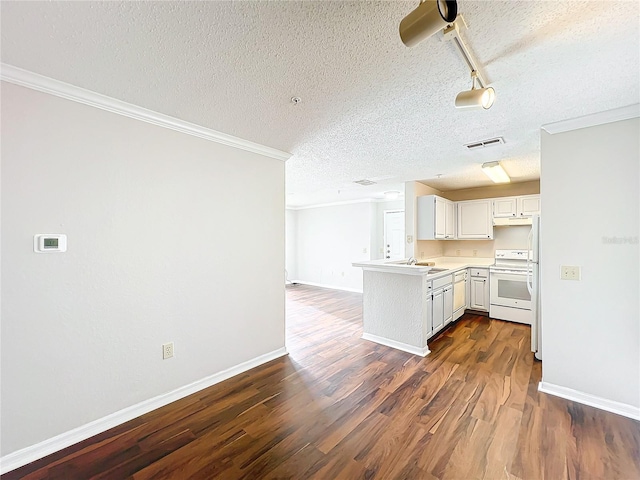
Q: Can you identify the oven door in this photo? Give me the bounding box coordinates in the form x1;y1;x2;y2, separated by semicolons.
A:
490;269;531;310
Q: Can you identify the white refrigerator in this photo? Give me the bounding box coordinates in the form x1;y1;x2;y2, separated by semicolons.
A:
527;214;541;360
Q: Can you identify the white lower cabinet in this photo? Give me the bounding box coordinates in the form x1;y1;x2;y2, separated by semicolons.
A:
443;285;453;326
469;268;490;311
430;275;454;336
425;293;433;340
432;288;444;334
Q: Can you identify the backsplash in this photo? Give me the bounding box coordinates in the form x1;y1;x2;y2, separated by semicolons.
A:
419;225;531;259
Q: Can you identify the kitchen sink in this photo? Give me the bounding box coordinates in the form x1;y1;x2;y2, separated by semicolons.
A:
426;268;448;275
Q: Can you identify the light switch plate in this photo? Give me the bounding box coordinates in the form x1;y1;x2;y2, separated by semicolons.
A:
561;265;581;281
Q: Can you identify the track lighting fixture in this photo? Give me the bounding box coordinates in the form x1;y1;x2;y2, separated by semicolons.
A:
455;71;495;110
399;0;458;47
398;2;497;112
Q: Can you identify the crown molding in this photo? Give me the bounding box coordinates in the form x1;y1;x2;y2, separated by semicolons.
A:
0;63;291;162
286;195;405;210
541;104;640;135
287;198;375;210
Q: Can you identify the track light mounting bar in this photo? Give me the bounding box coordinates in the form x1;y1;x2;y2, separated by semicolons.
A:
441;18;488;88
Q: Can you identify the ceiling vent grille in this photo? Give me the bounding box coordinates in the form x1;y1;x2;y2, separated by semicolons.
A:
353;179;377;186
464;137;505;150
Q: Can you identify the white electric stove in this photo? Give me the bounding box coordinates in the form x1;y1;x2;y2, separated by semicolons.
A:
489;249;533;325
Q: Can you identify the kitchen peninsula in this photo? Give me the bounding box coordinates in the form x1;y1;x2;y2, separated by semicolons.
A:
352;257;494;356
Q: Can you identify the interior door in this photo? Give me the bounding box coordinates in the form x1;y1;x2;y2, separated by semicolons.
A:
384;210;405;260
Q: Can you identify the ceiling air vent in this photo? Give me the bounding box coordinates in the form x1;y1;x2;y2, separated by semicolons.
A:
464;137;505;150
353;179;377;186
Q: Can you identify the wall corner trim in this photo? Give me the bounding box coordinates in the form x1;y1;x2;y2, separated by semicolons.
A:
361;333;430;357
541;104;640;135
0;347;288;475
538;381;640;421
0;63;291;162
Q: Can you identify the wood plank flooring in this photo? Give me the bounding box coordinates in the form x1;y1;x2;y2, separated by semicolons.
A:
4;284;639;479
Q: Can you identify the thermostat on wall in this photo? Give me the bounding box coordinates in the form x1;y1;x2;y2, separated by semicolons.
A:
34;234;67;253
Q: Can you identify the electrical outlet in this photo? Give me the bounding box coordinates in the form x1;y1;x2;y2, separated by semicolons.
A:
561;265;581;281
406;235;413;244
162;342;174;359
473;250;478;257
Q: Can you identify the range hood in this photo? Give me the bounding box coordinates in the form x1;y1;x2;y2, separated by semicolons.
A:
493;217;532;226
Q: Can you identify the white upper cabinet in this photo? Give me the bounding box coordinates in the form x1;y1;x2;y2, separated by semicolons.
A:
492;194;540;218
493;197;518;217
517;195;541;216
444;200;455;239
457;200;493;239
417;195;456;240
434;196;446;238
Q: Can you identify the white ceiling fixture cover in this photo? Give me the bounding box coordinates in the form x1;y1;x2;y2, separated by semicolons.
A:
1;1;638;206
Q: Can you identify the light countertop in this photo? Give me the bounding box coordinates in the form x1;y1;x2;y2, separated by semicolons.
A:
352;256;494;278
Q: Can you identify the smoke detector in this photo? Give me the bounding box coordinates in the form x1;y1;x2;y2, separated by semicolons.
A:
464;137;505;150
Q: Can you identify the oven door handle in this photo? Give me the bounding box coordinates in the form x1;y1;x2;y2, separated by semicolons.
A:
490;269;529;276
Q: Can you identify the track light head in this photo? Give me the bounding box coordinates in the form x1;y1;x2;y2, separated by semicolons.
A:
455;87;495;109
400;0;458;47
455;71;496;110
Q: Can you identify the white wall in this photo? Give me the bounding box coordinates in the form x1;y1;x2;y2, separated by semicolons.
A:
293;202;373;292
0;82;286;456
540;117;639;411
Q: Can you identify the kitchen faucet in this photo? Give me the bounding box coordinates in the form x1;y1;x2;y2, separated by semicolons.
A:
407;257;417;265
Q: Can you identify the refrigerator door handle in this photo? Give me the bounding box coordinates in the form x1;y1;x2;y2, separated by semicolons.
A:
526;229;533;294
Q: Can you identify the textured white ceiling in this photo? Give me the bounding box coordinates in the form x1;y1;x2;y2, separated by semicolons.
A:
2;1;639;206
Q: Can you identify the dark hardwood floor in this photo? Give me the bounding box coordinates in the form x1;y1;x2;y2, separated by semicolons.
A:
4;284;639;479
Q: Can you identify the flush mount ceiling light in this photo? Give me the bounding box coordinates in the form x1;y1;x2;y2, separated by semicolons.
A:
399;0;458;47
354;179;377;186
384;191;400;200
482;161;510;183
455;71;496;110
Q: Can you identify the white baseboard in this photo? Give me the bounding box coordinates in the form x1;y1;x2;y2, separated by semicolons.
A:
538;381;640;421
362;333;430;357
290;280;363;294
0;347;288;475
